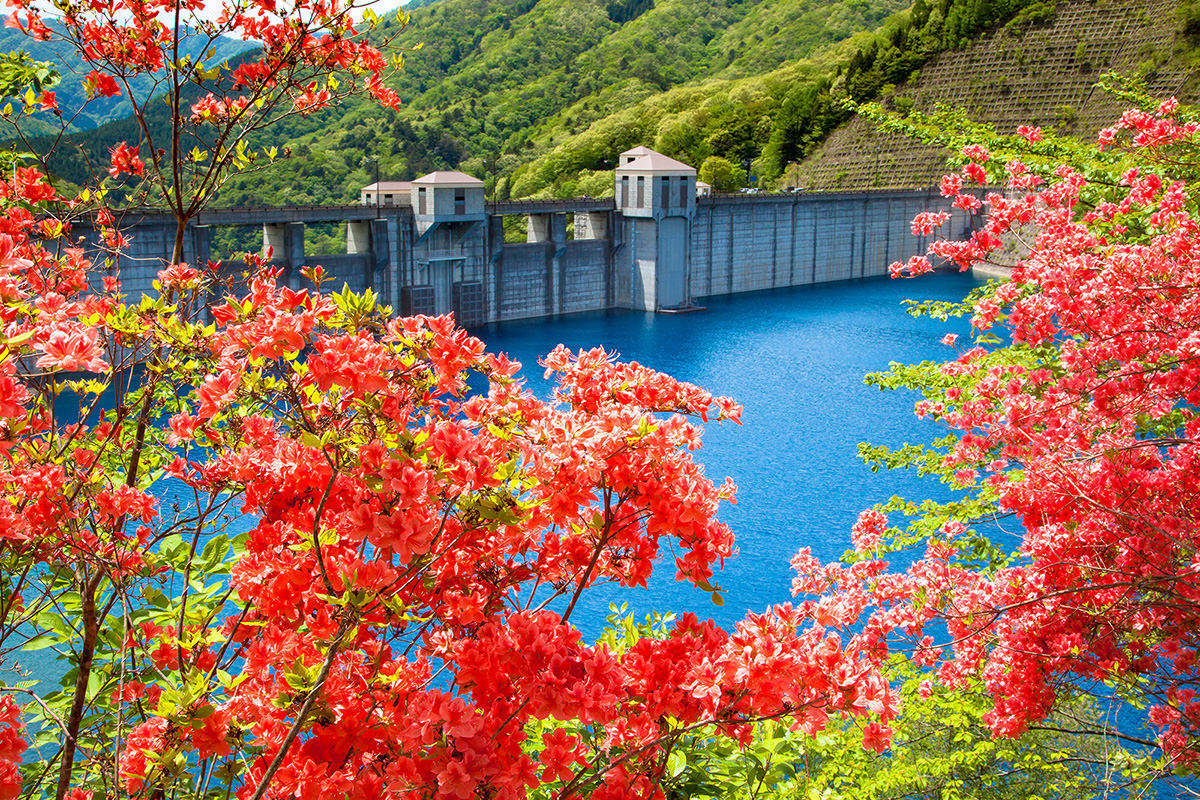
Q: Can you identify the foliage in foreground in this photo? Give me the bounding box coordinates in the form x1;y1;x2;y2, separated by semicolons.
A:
793;87;1200;795
3;0;403;260
0;33;901;800
571;611;1132;800
3;0;1200;792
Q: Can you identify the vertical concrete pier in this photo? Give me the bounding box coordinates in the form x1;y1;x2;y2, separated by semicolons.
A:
346;221;371;254
263;222;305;287
574;212;608;240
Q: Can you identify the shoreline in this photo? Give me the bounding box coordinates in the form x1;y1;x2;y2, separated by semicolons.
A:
971;263;1014;281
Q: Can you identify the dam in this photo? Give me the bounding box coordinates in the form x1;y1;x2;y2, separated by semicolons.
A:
77;148;977;325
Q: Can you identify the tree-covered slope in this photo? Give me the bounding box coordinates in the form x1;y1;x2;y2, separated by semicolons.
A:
20;0;1189;205
208;0;916;204
390;0;909;132
211;0;1052;204
500;0;1052;197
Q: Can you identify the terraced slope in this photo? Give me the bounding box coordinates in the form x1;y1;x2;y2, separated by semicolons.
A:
788;0;1197;190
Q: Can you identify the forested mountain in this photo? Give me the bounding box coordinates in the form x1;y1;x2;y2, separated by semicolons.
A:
211;0;1050;203
211;0;916;205
13;0;1197;204
498;0;1197;197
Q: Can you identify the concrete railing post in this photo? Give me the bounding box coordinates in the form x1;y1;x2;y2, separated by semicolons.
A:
346;221;370;254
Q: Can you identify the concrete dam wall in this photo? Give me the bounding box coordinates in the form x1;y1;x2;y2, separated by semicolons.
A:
78;187;974;328
691;192;966;294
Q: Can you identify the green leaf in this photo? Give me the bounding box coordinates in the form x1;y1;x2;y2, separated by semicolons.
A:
22;633;59;651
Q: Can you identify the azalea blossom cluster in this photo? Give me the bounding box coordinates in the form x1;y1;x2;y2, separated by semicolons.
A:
0;148;905;800
812;98;1200;776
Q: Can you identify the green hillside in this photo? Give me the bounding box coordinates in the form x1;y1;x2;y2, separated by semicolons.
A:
213;0;969;205
12;0;1193;206
207;0;1055;205
498;0;1054;197
197;0;917;206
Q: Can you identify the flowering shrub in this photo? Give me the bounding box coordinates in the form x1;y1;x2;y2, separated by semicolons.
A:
0;144;914;799
8;0;1199;789
0;25;917;796
4;0;402;265
817;90;1200;791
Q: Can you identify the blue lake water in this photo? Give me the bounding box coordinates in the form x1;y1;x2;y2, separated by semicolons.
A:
471;272;984;635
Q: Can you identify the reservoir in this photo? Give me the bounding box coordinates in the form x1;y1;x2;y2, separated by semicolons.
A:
471;270;985;635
